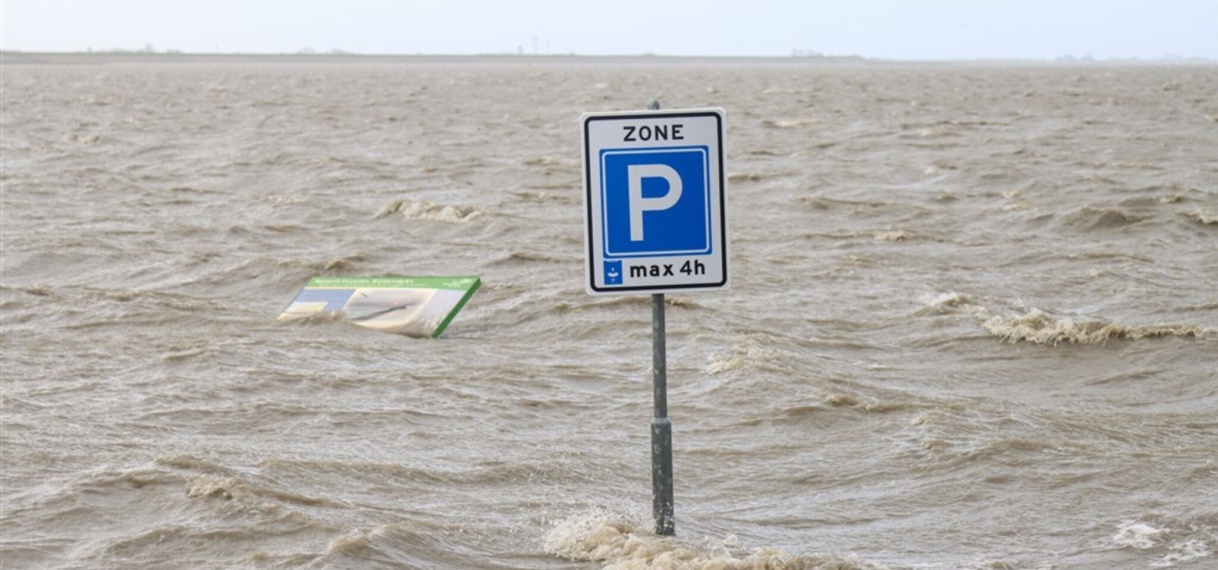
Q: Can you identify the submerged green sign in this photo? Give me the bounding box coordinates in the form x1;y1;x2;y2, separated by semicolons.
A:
278;276;480;338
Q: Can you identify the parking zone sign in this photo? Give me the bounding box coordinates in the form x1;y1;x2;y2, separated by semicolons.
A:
582;108;728;295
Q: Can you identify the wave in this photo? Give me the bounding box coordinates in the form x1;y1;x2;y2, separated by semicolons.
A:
185;474;337;507
917;293;1214;345
915;291;975;316
982;309;1210;345
1113;520;1170;550
374;198;482;223
797;196;893;212
761;117;818;129
555;295;704;315
874;230;915;242
543;508;891;570
1001;197;1216;235
485;251;572;266
510;190;578;204
706;344;784;375
1;457;341;569
1181;209;1218;225
1063;205;1151;231
1110;517;1214;568
706;333;791;375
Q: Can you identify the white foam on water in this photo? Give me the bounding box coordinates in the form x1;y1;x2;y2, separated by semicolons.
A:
543;508;891;570
916;291;972;315
1150;539;1211;568
1113;520;1169;550
705;334;788;375
374;198;483;223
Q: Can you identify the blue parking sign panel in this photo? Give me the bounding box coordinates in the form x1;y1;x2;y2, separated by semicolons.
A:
582;108;728;295
601;147;711;258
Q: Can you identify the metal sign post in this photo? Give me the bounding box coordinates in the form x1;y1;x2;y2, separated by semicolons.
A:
652;293;674;535
580;99;728;537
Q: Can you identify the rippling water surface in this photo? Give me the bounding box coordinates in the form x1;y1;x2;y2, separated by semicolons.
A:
2;54;1217;569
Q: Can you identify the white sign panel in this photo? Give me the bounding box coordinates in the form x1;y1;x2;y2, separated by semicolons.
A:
582;108;728;295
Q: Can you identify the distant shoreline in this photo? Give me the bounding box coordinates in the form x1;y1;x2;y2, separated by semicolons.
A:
2;51;1213;67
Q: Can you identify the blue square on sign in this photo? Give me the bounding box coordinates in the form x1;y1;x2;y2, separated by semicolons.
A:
603;260;623;285
600;146;711;258
293;288;356;311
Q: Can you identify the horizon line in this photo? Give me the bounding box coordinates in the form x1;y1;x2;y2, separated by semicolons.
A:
3;49;1215;64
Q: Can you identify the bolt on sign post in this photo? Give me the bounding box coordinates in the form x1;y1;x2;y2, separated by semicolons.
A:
580;101;728;536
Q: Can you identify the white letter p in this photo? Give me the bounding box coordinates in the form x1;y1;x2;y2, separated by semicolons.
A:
627;164;682;242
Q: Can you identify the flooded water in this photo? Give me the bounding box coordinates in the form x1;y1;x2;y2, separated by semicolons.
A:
2;54;1216;569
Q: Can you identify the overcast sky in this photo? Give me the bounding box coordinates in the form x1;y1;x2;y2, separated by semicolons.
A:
4;0;1216;60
